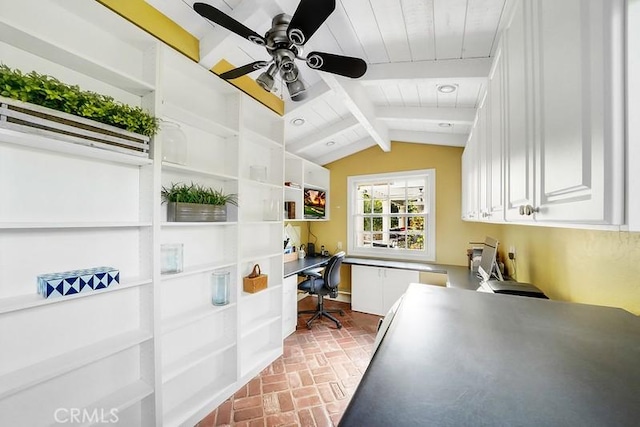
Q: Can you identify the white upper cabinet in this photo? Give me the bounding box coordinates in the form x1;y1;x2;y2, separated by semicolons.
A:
504;0;535;222
528;0;625;224
629;0;640;231
465;0;625;226
488;42;505;220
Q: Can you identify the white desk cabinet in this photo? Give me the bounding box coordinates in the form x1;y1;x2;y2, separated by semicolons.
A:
351;266;419;316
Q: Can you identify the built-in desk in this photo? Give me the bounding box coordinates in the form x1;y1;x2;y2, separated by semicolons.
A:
344;256;482;315
340;284;640;426
343;256;481;290
283;256;330;278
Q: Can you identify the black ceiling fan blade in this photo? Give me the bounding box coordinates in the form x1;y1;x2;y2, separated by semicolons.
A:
193;2;265;46
305;51;367;78
218;61;269;80
287;0;335;45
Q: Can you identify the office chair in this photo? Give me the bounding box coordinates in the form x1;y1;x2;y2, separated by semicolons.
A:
297;251;346;329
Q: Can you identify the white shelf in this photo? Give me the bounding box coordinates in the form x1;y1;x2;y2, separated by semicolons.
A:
0;221;152;230
240;220;283;226
163;339;236;384
161;221;238;228
162;303;236;335
240;178;283;190
163;373;236;427
241;283;283;297
240;345;282;380
161;101;238;138
240;314;281;339
240;251;283;263
0;20;155;96
0;278;152;315
160;261;236;282
0;128;152;166
243;128;282;148
0;329;152;400
80;380;154;427
161;162;238;181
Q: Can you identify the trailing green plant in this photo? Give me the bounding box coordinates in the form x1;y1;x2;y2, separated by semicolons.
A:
0;64;159;137
161;182;238;206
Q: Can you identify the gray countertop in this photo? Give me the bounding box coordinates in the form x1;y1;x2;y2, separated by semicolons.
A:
343;256;481;290
339;284;640;426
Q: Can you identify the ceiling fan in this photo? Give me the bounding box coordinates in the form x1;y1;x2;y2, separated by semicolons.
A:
193;0;367;101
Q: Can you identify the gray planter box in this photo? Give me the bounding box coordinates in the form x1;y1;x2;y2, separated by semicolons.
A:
167;202;227;222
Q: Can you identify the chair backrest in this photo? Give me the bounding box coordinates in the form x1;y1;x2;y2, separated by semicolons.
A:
323;251;345;290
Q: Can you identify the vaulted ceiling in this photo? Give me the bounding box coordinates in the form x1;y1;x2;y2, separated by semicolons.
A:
146;0;509;165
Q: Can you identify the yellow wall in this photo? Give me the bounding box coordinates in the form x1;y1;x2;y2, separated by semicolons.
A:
496;226;640;315
311;141;500;292
311;141;640;315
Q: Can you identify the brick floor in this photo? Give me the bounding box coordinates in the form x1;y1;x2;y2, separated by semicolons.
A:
196;298;380;426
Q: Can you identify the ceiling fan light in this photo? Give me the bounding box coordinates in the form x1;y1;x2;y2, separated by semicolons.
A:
256;72;275;91
282;68;299;84
256;63;278;92
287;79;307;101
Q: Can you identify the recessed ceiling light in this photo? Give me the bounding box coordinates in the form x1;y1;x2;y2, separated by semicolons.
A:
438;122;453;128
437;84;457;94
290;117;305;126
326;141;336;146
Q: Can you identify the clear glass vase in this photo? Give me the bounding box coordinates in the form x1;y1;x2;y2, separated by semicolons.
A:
211;270;230;306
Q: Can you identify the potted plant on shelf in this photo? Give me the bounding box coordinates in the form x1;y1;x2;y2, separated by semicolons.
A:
161;182;238;222
0;64;158;157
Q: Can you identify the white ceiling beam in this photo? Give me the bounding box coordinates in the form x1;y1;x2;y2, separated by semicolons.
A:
286;116;361;153
283;80;333;117
360;58;492;86
312;138;377;166
389;130;468;147
320;74;390;152
377;106;476;125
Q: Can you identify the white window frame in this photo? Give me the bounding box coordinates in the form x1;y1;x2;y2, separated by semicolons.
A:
347;169;436;261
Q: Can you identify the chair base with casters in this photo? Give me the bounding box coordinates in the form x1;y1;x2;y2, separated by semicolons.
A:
297;293;345;329
297;252;346;329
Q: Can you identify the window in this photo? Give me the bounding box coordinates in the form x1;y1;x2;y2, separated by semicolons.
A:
347;170;435;261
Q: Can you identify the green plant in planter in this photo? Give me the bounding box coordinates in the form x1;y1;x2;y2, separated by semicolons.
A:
161;182;238;206
0;64;159;137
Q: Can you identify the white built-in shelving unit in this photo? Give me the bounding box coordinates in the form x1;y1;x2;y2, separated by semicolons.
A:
0;1;294;425
0;1;158;426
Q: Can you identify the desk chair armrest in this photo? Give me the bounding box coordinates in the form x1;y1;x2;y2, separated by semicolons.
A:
299;268;323;278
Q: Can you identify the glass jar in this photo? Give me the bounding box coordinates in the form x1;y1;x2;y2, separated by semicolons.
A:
211;270;230;306
161;121;188;165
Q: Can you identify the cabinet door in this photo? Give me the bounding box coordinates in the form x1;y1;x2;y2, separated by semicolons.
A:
351;266;384;316
282;275;298;338
504;0;535;221
381;269;420;314
532;0;624;224
478;100;491;221
488;42;505;220
461;129;479;221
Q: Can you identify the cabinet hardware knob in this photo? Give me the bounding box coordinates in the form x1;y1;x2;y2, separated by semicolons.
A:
519;205;539;216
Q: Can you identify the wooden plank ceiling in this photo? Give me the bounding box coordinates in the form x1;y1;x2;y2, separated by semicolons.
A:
146;0;507;164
